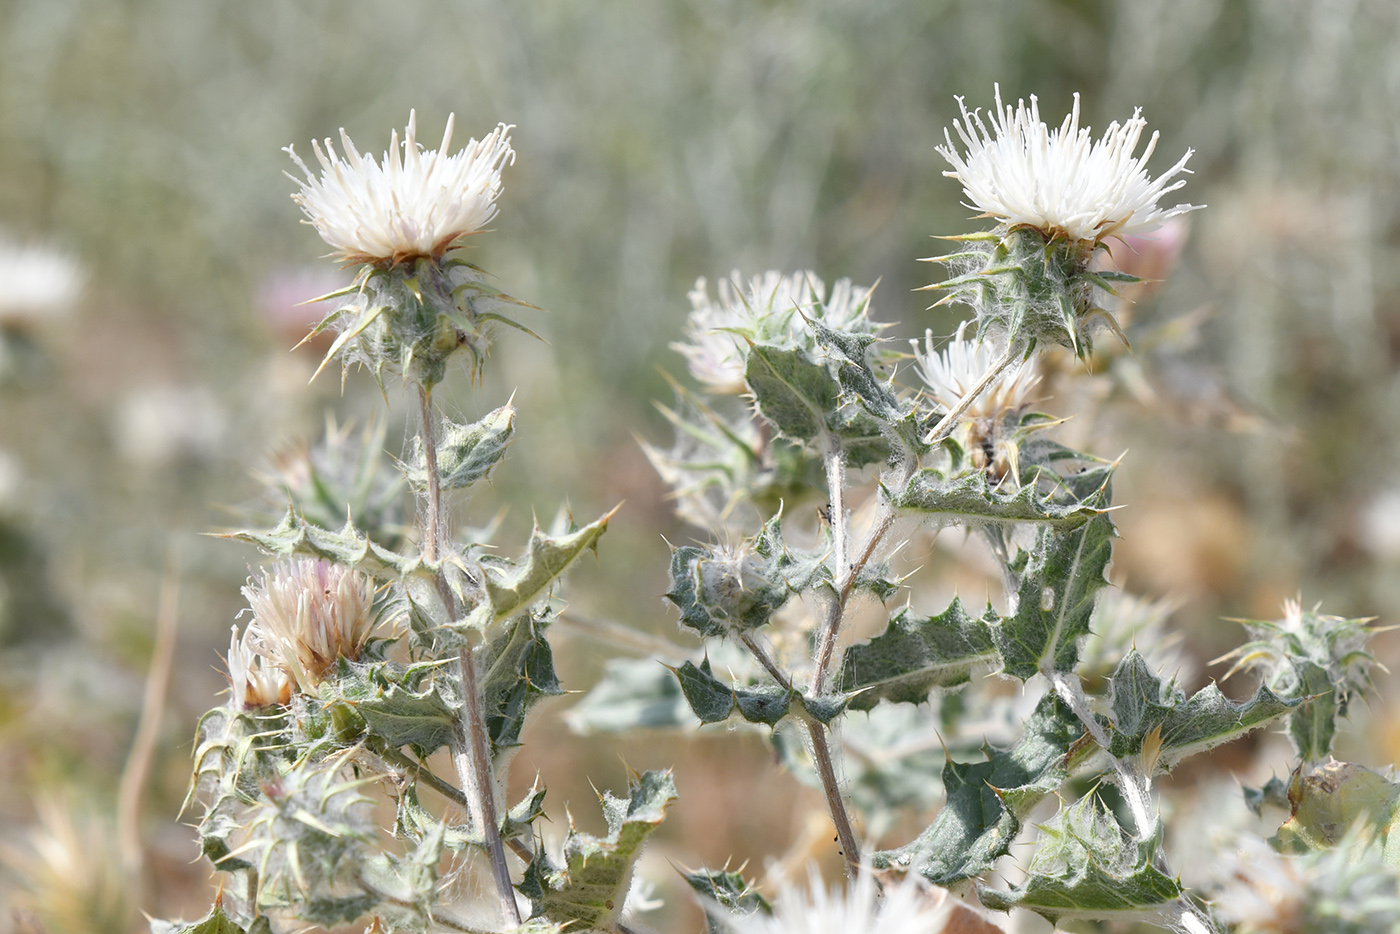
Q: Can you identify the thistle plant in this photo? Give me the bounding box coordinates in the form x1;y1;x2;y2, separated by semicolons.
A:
158;113;675;934
573;86;1396;932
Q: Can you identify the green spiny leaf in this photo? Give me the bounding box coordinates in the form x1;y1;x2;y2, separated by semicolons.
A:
350;677;456;756
1288;660;1341;763
481;509;614;625
672;659;788;726
874;692;1085;885
683;866;773;934
148;903;256;934
1107;650;1298;771
522;770;677;930
840;600;997;710
221;507;424;580
893;469;1109;527
977;795;1182;923
810;319;925;459
478;612;566;753
406;404;515;492
991;476;1116;681
744;343;839;444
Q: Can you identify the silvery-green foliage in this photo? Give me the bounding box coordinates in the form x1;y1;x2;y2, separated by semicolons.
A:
872;692;1088;886
1218;600;1380;763
163;121;664;934
977;793;1183;923
623;112;1397;927
519;770;677;930
839;599;997;708
265;416;408;551
1105;650;1298;772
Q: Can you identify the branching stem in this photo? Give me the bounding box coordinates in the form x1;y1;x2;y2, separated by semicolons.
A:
1050;671;1155;842
417;382;521;928
807;721;861;877
739;632;793;692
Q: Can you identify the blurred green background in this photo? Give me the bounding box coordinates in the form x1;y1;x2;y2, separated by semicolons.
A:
2;0;1399;930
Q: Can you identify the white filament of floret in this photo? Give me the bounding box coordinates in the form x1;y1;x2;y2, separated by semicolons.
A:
937;84;1200;243
286;111;514;263
225;624;291;710
912;321;1038;417
734;864;963;934
243;557;379;693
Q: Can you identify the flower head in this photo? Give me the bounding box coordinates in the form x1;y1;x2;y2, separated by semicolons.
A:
0;239;83;324
937;85;1200;244
242;558;380;693
674;271;877;391
912;322;1039;419
286;112;514;265
225;623;292;710
734;864;993;934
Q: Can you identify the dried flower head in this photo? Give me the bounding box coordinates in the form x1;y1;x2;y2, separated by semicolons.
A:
937;84;1200;244
225;624;292;710
243;557;380;693
286;111;514;266
735;864;994;934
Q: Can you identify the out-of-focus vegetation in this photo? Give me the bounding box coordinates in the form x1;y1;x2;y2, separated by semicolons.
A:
1;1;1398;931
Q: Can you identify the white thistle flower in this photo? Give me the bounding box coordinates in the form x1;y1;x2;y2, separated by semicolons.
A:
675;271;876;390
286;111;514;265
225;623;291;710
674;271;831;391
937;84;1201;243
0;239;83;323
735;864;988;934
912;322;1039;419
243;557;380;693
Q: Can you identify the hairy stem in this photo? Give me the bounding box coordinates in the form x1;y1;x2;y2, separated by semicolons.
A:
452;643;521;925
825;442;848;589
417;382;520;927
419;384;444;562
737;630;861;874
739;632;794;692
807;721;862;877
1050;671;1156;842
811;455;915;694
